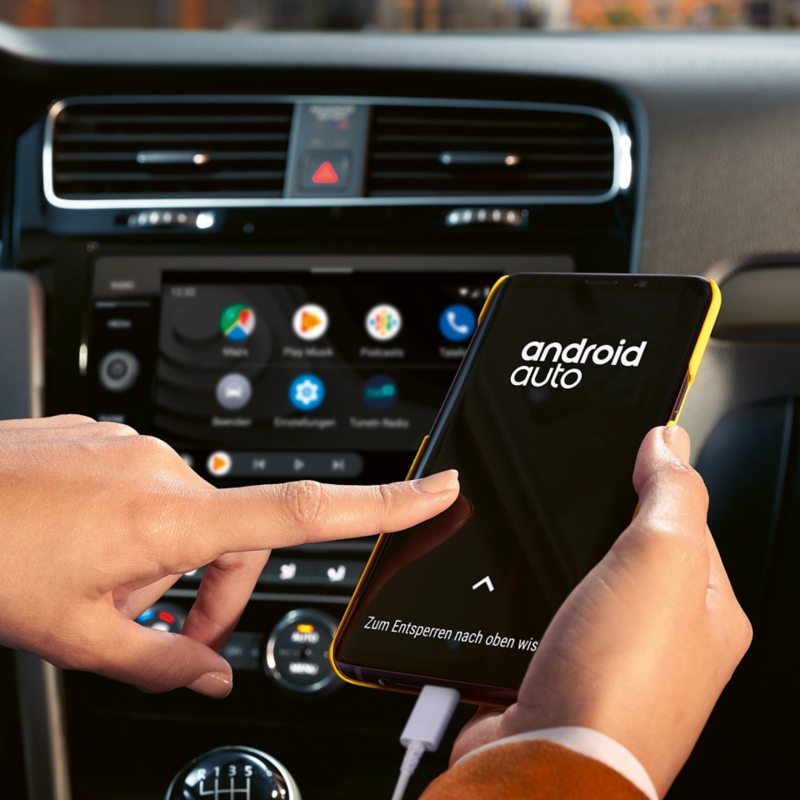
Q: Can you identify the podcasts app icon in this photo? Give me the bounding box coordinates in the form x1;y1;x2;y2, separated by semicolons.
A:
365;304;402;341
293;304;329;341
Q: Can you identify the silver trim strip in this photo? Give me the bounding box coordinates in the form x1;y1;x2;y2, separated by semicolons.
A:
14;632;72;800
44;94;625;210
6;273;70;800
15;653;72;800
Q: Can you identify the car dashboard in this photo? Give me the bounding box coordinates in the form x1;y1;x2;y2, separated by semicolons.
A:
1;25;800;800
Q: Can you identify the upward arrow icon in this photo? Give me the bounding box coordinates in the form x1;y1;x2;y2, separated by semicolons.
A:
472;576;495;592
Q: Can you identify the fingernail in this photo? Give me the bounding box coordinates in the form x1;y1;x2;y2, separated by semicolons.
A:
663;425;691;463
413;469;459;494
187;671;232;699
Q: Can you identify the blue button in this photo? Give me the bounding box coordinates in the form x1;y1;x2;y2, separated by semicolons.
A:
439;304;476;342
289;374;325;411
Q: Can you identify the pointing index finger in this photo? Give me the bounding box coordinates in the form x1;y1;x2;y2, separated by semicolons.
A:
182;471;460;562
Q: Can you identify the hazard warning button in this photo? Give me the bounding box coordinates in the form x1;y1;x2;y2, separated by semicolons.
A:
301;151;351;191
312;161;338;184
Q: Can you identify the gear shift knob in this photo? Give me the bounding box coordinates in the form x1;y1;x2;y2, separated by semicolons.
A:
165;746;301;800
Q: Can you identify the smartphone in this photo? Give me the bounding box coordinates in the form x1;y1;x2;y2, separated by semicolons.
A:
331;273;720;706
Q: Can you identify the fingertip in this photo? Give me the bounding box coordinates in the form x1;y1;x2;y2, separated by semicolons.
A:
411;469;459;495
187;670;233;699
662;424;691;463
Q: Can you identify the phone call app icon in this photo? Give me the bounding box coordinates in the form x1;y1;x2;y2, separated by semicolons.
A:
439;304;476;342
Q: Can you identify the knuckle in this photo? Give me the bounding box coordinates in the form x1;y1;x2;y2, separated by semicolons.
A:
94;420;138;437
377;483;396;518
53;413;94;425
626;517;706;570
733;605;754;654
280;480;325;530
662;460;708;499
133;435;173;455
122;435;182;471
210;551;266;573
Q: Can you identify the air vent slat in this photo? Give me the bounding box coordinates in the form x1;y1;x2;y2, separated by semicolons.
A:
374;115;594;131
54;151;288;163
55;133;289;144
55;171;286;182
366;105;617;199
58;114;291;125
51;101;293;201
372;152;613;163
374;135;610;147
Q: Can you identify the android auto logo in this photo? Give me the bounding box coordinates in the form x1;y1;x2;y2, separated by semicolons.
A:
510;338;647;389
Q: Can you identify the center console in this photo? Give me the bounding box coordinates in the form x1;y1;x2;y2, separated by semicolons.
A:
7;79;637;800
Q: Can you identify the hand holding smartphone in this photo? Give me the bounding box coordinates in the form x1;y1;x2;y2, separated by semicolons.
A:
332;273;720;705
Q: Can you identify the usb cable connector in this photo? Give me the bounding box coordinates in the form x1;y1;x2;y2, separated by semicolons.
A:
391;685;461;800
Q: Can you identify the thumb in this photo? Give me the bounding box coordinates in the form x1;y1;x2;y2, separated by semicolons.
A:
90;609;233;697
630;425;708;550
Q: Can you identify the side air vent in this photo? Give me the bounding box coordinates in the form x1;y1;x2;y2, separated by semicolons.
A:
366;104;616;198
49;101;293;201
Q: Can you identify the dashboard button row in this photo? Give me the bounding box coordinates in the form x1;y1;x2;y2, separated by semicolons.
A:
179;558;366;590
260;558;365;589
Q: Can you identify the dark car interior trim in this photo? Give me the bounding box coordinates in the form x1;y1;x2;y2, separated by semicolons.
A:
3;23;800;800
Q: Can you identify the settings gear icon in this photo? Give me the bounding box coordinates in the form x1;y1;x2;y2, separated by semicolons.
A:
289;374;325;411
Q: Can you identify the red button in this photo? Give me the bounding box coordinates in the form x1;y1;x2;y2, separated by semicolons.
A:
312;161;339;184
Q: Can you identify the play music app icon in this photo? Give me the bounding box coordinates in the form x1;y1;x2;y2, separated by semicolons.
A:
293;304;329;341
207;451;232;477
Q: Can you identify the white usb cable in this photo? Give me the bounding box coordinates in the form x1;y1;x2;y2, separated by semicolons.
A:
391;685;461;800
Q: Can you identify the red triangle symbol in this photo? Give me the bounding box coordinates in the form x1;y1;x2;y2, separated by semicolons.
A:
312;161;339;184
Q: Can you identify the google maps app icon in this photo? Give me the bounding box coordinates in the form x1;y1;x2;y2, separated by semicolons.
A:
220;303;256;341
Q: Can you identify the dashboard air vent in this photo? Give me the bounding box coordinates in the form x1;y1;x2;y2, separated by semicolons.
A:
366;104;616;198
50;101;293;201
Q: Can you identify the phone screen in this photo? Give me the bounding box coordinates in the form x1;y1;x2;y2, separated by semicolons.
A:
333;274;713;702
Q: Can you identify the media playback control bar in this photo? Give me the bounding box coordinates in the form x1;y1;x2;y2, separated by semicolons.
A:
202;450;364;478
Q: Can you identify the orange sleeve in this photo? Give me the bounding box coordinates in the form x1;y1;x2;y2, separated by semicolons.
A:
421;740;650;800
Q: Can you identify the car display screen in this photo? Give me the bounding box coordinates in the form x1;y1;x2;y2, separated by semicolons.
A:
154;271;501;482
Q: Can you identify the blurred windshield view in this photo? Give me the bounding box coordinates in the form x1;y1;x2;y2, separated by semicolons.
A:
0;0;797;32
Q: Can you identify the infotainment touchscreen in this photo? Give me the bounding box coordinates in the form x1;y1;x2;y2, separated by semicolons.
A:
154;271;501;483
89;255;573;487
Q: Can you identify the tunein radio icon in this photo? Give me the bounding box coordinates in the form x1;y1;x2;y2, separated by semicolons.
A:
364;375;398;411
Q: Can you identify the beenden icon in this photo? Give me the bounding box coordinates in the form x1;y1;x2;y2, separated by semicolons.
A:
290;374;325;412
216;373;252;410
365;304;402;341
293;303;329;341
220;303;256;341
